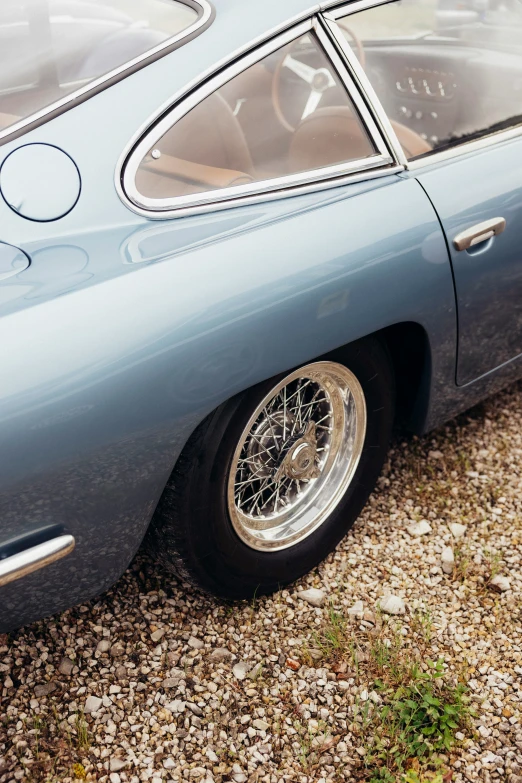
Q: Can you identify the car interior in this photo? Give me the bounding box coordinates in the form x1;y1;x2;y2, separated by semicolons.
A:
0;0;196;133
359;32;522;157
2;1;522;203
137;17;522;202
137;33;381;201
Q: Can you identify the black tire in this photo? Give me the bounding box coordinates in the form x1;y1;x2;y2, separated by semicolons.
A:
147;336;394;599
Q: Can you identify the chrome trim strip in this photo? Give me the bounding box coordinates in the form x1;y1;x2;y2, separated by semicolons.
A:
320;9;408;166
408;125;522;169
125;166;398;220
122;165;403;221
120;16;396;218
323;0;397;19
127;155;390;213
0;0;214;147
313;16;390;159
0;535;75;588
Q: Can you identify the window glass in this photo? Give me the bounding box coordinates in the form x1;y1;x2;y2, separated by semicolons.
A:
338;0;522;159
135;32;376;203
0;0;199;132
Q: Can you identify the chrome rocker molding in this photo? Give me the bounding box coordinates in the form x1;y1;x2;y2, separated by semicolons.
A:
0;535;75;588
0;0;215;148
120;17;397;220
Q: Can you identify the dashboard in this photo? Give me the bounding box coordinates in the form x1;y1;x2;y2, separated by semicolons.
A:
395;67;457;102
365;42;522;153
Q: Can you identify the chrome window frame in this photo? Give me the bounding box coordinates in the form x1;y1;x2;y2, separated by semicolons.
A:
325;0;396;16
120;16;399;220
327;0;522;171
0;0;214;147
320;8;408;167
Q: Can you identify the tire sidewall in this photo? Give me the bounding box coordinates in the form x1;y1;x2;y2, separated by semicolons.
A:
181;337;394;598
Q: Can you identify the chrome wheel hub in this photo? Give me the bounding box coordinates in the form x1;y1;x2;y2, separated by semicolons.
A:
227;361;367;552
274;422;320;482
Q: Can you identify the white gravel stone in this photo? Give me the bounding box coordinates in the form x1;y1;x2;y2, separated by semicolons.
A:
150;628;164;642
96;639;111;653
378;595;406;615
441;546;455;574
297;587;326;607
188;636;204;649
253;719;269;731
84;695;103;714
407;520;432;536
34;682;57;697
210;647;232;661
110;758;127;772
162;675;183;687
165;700;185;714
347;600;364;617
449;522;467;538
57;657;74;676
490;574;511;592
482;751;502;767
232;662;249;680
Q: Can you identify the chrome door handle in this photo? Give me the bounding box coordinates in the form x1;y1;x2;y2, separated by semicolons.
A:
0;534;75;587
454;217;506;251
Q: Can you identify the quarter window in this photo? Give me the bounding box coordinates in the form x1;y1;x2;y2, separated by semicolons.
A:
336;0;522;160
132;31;378;207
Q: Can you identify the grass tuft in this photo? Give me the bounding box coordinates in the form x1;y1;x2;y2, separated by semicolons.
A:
74;711;89;753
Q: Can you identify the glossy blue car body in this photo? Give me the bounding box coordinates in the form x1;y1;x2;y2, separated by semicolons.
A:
1;0;522;632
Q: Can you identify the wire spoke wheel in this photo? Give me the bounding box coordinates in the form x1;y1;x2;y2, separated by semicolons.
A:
227;361;367;551
149;336;393;598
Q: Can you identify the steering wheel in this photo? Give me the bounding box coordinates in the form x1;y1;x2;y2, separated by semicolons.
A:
272;28;366;133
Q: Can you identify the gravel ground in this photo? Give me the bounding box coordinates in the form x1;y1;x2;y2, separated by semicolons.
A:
1;381;522;783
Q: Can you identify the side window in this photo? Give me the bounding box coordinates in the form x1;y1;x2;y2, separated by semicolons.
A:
0;0;201;133
336;0;522;160
132;31;379;207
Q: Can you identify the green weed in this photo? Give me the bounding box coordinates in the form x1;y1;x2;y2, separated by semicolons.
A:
365;659;470;778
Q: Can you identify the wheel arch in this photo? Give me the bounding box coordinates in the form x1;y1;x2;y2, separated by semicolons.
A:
305;322;432;435
377;321;431;434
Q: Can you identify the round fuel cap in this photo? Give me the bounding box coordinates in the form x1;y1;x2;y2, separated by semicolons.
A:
0;143;81;222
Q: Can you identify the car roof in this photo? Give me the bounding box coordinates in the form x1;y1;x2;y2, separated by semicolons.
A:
207;0;345;40
210;0;317;13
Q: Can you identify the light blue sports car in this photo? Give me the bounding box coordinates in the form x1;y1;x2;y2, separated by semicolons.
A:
1;0;522;631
